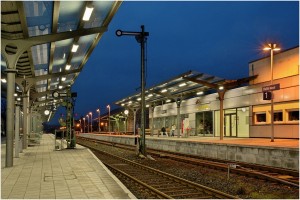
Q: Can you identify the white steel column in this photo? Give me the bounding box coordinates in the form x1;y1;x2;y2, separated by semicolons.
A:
5;69;17;167
22;90;29;149
14;103;20;158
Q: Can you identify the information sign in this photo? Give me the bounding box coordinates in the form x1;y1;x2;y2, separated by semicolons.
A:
262;84;280;92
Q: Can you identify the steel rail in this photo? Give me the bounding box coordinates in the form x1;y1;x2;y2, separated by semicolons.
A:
77;136;299;188
78;138;238;199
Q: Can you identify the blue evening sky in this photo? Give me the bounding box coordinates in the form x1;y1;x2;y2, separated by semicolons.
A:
50;1;299;124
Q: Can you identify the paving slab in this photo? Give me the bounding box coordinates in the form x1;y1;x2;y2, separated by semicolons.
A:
1;134;136;199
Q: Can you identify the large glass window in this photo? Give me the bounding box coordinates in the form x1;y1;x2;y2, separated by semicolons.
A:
196;111;213;136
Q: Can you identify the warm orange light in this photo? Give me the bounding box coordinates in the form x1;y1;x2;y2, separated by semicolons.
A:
101;122;104;126
76;124;80;127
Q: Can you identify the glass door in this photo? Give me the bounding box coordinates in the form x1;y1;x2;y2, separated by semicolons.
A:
224;113;237;137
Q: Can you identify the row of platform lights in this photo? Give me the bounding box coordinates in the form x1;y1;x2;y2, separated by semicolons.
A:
119;86;223;106
0;6;95;120
58;6;94;89
45;6;95;118
80;104;128;133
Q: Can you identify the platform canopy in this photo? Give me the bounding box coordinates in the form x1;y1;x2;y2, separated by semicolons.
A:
1;1;122;121
115;70;257;108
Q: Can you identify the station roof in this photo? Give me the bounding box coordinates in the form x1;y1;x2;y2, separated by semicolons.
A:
115;70;257;108
1;1;122;121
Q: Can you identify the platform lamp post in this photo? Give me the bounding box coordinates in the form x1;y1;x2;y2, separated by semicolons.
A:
83;117;86;133
107;105;110;132
96;108;101;132
124;109;129;134
116;25;149;156
263;43;280;142
89;112;93;132
86;115;89;133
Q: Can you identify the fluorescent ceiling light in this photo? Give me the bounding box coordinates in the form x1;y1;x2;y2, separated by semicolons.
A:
137;98;141;101
148;94;153;97
121;103;125;106
71;44;79;52
58;85;63;89
82;6;94;21
61;77;66;81
197;91;204;95
146;105;150;108
14;93;17;97
1;79;7;83
166;99;171;103
179;83;186;87
65;64;71;70
161;89;167;93
219;86;224;90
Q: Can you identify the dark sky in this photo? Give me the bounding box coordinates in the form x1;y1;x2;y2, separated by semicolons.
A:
50;1;299;124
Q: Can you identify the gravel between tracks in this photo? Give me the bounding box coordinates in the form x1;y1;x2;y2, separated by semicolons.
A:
91;144;299;199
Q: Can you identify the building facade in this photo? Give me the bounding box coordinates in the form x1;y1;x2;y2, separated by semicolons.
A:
151;47;299;138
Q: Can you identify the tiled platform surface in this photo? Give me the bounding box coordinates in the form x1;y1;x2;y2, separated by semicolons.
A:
1;134;136;199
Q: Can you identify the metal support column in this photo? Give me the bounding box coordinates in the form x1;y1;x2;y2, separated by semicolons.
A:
176;98;181;138
22;90;29;149
218;91;225;140
151;105;154;136
5;69;17;167
15;103;20;158
133;109;137;136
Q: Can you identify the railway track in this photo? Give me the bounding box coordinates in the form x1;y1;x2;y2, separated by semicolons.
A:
77;136;299;188
79;138;238;199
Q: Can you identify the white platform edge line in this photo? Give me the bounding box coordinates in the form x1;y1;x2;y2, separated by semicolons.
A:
86;148;137;199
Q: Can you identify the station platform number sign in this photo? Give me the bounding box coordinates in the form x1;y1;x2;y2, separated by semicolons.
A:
262;84;280;100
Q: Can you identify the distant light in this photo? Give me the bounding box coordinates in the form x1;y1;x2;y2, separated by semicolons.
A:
17;97;21;101
219;86;224;90
146;104;150;108
161;89;167;93
82;6;94;21
71;44;79;52
179;83;186;87
14;93;17;97
137;97;141;101
61;77;66;81
63;53;66;59
58;85;63;89
166;99;171;103
1;79;7;83
197;91;204;95
121;103;125;106
148;94;153;97
44;110;50;115
128;101;132;104
124;110;129;115
65;64;71;70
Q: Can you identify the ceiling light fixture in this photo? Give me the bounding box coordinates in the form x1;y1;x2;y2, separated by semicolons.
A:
65;64;71;70
179;83;186;87
71;44;79;52
82;6;94;21
61;77;66;81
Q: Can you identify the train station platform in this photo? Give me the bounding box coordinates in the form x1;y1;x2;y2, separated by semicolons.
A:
1;134;136;199
79;133;299;171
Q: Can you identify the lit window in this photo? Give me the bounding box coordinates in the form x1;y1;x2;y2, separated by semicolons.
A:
255;112;266;123
288;110;299;121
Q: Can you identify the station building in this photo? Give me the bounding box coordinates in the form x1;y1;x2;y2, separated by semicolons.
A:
115;46;299;139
